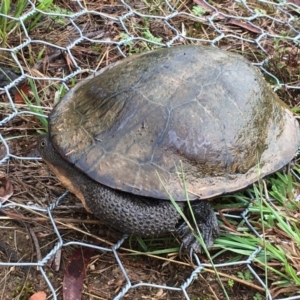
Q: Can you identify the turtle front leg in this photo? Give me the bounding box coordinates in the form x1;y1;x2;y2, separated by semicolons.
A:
176;201;219;253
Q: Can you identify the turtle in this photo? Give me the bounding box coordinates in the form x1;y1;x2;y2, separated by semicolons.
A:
37;45;299;253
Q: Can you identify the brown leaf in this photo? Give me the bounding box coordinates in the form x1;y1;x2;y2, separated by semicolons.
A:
14;83;31;104
0;177;13;203
63;247;96;300
286;0;300;5
285;0;300;15
226;19;261;34
29;291;47;300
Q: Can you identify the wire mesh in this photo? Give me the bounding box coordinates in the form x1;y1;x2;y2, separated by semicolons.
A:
0;0;299;299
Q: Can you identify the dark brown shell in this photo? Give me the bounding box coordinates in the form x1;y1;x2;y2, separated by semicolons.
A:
49;45;299;201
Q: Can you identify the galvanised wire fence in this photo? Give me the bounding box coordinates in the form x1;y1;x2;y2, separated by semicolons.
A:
0;0;299;299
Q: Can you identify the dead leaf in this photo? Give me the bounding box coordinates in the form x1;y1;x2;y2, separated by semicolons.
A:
226;19;261;34
285;0;300;15
14;83;31;104
63;246;96;300
29;291;47;300
286;0;300;5
0;177;13;203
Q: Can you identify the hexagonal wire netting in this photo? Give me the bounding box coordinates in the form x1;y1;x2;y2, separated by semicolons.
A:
0;0;299;299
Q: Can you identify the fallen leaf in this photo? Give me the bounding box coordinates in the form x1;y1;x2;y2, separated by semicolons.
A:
285;0;300;16
29;291;47;300
226;19;261;34
63;246;96;300
286;0;300;5
14;83;31;104
0;177;13;203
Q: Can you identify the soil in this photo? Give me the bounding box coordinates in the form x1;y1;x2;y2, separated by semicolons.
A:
0;150;264;299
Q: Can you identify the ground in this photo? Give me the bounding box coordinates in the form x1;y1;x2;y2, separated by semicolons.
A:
0;0;299;299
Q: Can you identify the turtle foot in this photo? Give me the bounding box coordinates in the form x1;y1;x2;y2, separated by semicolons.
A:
176;201;219;254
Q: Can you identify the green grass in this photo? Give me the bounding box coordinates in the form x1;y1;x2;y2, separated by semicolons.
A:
0;0;73;46
154;161;300;298
19;78;68;133
192;5;207;17
0;0;51;45
23;78;48;130
214;172;300;295
0;0;27;34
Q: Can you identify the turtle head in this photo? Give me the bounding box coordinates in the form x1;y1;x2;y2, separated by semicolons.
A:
37;134;62;168
37;133;92;213
37;133;74;176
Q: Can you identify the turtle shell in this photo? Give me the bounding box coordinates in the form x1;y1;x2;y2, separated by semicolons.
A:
49;45;299;201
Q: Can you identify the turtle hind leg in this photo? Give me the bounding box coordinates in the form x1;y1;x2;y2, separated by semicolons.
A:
176;200;219;253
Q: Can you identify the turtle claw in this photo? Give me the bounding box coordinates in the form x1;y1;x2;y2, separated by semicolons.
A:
176;201;220;254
